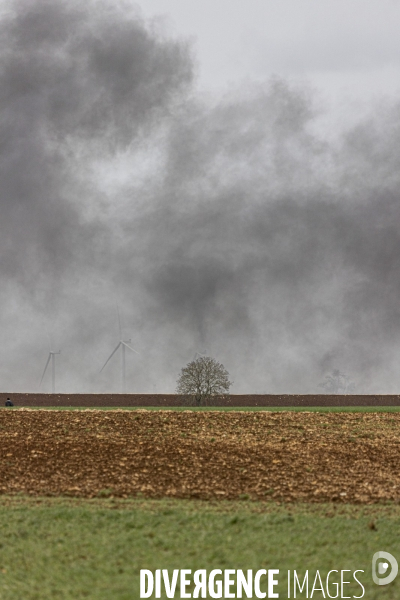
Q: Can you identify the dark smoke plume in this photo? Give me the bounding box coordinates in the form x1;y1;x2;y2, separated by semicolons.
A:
1;0;399;393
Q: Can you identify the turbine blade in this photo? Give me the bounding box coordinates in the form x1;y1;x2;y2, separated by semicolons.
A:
117;304;122;339
100;343;121;372
121;341;139;355
45;328;52;352
40;353;52;387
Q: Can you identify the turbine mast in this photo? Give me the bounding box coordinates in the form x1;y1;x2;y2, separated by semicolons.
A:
121;342;126;394
52;353;55;394
40;335;60;393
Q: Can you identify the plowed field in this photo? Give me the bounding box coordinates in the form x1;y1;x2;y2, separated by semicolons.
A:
1;410;399;503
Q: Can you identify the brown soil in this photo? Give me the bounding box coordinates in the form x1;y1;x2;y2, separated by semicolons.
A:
2;393;400;406
1;410;399;503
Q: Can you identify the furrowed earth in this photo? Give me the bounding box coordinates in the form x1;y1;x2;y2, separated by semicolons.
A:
1;410;399;504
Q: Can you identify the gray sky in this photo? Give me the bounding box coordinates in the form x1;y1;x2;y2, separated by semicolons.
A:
138;1;400;102
1;0;400;395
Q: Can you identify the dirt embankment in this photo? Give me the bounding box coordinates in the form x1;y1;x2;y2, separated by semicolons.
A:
2;393;400;406
1;410;399;503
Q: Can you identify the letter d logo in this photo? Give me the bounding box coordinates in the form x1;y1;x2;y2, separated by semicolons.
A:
372;551;398;585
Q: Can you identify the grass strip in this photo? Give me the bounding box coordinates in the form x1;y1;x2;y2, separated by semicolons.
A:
6;405;400;412
0;496;399;599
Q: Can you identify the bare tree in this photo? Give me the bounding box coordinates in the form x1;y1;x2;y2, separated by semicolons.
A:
176;356;232;406
319;370;355;394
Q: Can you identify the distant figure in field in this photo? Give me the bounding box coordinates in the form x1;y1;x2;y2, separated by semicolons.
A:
5;398;13;407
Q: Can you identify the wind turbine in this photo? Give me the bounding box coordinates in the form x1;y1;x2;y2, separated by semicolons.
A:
193;349;208;360
40;335;61;394
100;307;139;393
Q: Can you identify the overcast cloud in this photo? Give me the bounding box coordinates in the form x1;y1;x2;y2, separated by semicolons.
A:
0;0;399;394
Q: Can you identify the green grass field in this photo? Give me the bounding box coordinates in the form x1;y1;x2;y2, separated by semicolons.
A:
0;497;399;599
